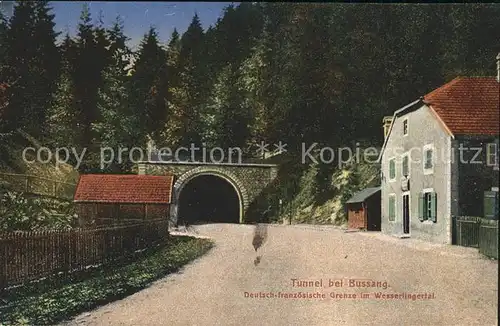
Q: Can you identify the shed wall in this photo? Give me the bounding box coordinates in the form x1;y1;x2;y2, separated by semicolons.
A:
348;203;366;229
76;202;170;226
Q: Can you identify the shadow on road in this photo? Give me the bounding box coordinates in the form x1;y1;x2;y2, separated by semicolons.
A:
252;224;268;266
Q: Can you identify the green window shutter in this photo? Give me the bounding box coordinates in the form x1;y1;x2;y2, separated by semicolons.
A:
418;193;424;221
496;192;499;220
391;197;395;221
403;156;408;176
389;160;395;179
484;191;499;220
388;196;394;221
388;197;391;220
430;192;437;222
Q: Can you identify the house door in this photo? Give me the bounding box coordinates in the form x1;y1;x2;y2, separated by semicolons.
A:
402;194;410;234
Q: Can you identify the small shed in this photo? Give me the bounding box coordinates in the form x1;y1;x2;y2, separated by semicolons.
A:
74;174;174;226
346;186;381;231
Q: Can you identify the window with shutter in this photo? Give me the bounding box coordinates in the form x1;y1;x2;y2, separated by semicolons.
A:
418;193;425;221
429;192;437;222
423;144;434;174
425;150;433;169
403;118;408;136
388;195;395;221
484;191;499;220
402;155;409;177
389;159;396;180
486;143;499;169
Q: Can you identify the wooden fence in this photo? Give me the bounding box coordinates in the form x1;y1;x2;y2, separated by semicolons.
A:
453;216;481;248
479;219;499;259
0;219;169;289
0;173;76;200
453;216;498;259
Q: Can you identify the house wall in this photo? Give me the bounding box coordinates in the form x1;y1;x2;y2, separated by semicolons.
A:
381;104;452;244
453;136;500;217
366;192;381;231
348;203;365;229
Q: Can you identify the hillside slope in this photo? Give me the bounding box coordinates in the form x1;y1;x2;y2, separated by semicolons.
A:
0;130;78;183
247;151;380;226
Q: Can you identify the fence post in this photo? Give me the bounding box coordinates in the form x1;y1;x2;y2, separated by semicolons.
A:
0;237;5;290
479;218;499;259
451;216;456;245
25;175;30;193
0;221;171;289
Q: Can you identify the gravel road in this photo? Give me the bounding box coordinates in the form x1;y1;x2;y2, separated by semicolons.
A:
65;224;498;326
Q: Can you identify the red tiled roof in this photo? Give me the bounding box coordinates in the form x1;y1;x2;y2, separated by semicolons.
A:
74;174;174;204
423;77;499;136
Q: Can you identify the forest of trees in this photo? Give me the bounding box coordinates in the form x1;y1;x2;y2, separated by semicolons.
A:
0;2;499;173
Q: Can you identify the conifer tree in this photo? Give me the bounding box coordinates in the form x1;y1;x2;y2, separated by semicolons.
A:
72;4;97;150
0;10;7;78
176;14;206;148
3;1;59;135
71;4;111;172
0;11;8;128
128;27;168;147
47;34;78;150
93;16;138;172
204;65;251;151
161;29;184;147
33;1;61;135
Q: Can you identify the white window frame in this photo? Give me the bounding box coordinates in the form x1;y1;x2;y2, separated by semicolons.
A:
422;188;434;224
388;193;396;223
486;142;499;170
401;152;410;178
388;157;396;182
423;144;434;175
402;117;409;137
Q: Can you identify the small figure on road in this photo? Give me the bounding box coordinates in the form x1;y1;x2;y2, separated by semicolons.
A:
252;224;267;252
252;206;270;251
252;206;270;267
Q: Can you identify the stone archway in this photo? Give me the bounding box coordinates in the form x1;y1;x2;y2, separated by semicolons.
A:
170;166;249;226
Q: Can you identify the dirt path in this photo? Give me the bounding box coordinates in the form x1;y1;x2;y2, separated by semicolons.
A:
65;224;498;326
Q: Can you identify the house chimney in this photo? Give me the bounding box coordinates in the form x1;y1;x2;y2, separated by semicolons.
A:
497;53;500;82
383;116;393;140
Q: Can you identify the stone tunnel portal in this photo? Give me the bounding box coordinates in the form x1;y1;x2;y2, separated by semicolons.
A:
177;174;241;225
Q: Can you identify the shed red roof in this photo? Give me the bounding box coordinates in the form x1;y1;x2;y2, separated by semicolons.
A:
423;77;499;136
74;174;174;204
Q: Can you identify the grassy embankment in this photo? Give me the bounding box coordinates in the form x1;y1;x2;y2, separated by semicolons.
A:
0;130;79;231
0;236;214;325
0;130;78;183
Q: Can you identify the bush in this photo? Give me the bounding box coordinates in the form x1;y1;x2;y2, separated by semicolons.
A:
0;191;76;231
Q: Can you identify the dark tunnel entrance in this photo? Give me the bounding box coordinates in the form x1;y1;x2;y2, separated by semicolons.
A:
177;174;240;225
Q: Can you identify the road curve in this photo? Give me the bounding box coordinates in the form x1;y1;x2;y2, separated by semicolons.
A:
65;224;498;326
